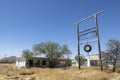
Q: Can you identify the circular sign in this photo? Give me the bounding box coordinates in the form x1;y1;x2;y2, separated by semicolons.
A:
84;44;92;52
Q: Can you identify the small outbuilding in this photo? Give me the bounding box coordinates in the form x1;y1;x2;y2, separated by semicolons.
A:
71;54;100;67
88;54;99;66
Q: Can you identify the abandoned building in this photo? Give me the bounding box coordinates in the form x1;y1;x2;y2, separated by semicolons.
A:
72;54;99;67
16;57;67;68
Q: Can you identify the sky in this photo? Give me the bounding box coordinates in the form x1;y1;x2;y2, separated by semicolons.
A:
0;0;120;59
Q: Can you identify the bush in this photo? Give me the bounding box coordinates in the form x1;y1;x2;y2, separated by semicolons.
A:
65;59;72;66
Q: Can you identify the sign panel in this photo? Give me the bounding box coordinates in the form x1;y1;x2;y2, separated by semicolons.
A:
84;44;92;52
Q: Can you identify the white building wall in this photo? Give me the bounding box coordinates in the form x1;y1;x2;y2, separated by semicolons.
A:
16;60;26;68
72;59;78;67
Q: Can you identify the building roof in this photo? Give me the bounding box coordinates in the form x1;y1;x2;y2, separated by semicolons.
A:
16;57;67;61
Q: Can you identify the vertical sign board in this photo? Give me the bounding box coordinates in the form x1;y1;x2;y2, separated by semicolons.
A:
75;10;104;71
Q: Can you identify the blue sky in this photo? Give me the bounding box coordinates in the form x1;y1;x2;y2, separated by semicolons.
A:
0;0;120;59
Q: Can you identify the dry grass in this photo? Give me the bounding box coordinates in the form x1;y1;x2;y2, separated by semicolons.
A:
0;64;120;80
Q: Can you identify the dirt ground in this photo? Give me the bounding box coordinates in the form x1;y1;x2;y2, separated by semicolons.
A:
0;64;120;80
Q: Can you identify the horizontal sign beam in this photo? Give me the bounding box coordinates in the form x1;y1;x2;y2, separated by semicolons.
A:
75;10;104;25
80;39;98;45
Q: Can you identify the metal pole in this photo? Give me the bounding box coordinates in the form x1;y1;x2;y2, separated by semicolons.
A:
94;14;103;71
87;52;90;67
76;23;81;70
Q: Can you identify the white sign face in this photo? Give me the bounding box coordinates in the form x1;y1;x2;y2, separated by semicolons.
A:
85;46;90;50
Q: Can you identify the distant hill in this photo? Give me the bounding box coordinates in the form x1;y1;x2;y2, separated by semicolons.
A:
0;56;17;63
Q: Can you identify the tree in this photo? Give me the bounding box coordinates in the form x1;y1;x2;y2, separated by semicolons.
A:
75;55;85;65
65;58;72;66
101;51;109;71
33;41;71;67
22;49;34;58
106;39;120;72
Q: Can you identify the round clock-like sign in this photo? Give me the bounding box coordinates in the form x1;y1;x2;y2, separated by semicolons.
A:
84;44;92;52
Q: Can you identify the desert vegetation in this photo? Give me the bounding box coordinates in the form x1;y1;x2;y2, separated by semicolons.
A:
22;41;71;68
0;64;119;80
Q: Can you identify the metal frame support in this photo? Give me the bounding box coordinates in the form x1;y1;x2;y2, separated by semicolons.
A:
76;23;81;70
75;10;104;24
94;14;103;71
75;10;104;71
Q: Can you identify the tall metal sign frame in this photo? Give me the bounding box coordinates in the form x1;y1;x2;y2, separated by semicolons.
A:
75;10;104;71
